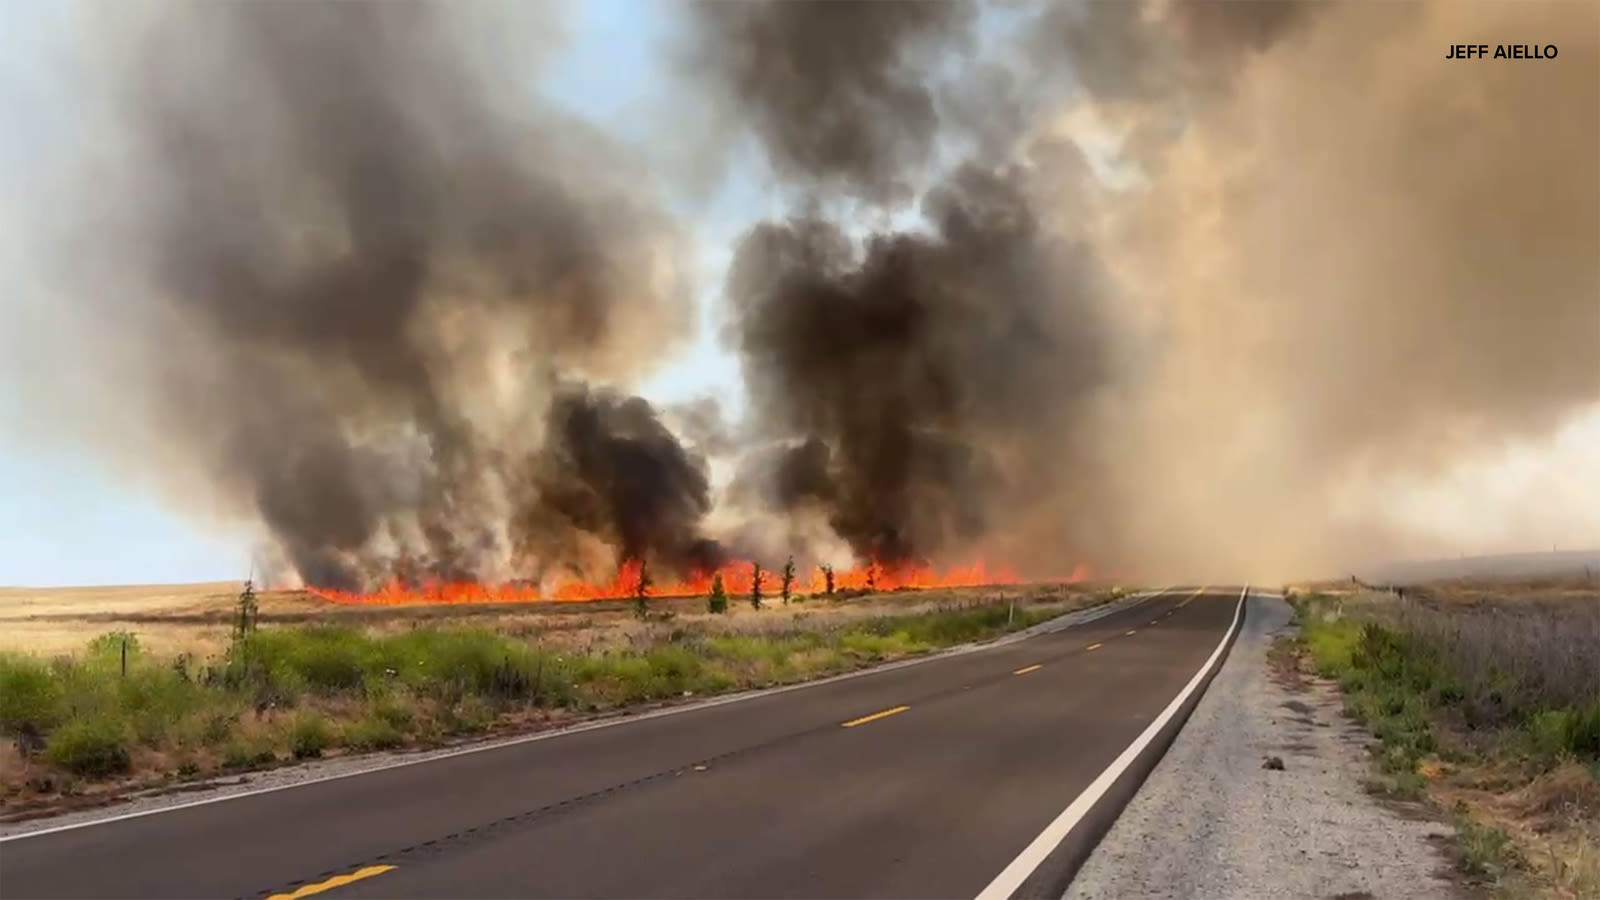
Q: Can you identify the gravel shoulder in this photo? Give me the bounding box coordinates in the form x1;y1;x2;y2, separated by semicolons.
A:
1064;593;1469;900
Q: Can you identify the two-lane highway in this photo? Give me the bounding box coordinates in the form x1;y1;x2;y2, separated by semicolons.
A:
0;587;1246;900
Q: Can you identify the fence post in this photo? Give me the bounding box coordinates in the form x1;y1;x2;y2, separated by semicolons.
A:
1008;600;1015;627
121;635;128;679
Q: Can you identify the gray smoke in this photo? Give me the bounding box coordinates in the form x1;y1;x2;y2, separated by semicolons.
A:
684;0;1600;580
679;0;978;206
8;1;718;589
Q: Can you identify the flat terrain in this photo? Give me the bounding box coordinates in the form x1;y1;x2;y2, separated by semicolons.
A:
0;587;1241;900
0;582;323;657
0;580;1098;657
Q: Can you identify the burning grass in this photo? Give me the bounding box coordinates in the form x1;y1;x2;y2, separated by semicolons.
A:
306;558;1089;605
0;581;1105;817
1289;577;1600;898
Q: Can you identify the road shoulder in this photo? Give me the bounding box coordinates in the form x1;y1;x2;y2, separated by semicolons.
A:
1064;594;1468;900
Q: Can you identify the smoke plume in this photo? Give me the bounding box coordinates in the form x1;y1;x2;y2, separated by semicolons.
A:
6;2;716;589
4;0;1596;589
686;0;1600;581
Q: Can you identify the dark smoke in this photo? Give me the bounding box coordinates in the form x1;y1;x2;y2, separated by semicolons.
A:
24;2;717;589
721;159;1118;566
520;383;725;580
682;0;1121;569
680;0;978;205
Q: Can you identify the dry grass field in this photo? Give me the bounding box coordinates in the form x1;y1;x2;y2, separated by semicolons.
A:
0;583;319;658
0;580;1094;658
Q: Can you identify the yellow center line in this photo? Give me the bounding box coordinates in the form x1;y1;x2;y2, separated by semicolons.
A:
267;866;396;900
841;705;910;728
1086;642;1104;651
1175;586;1209;609
1013;664;1042;675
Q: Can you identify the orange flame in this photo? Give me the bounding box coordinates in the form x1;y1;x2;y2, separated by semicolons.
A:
306;559;1094;606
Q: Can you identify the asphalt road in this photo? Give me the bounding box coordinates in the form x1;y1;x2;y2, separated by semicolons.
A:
0;587;1243;900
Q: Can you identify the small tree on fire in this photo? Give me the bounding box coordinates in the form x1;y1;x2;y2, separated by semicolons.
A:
707;573;729;614
633;560;652;620
749;561;764;610
781;556;796;604
821;564;835;596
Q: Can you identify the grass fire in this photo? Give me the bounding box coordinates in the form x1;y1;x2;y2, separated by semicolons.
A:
305;558;1091;606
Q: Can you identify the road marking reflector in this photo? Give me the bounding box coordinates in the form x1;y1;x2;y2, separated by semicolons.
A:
1085;642;1103;651
1125;630;1137;636
266;866;396;900
1013;664;1042;675
841;705;910;728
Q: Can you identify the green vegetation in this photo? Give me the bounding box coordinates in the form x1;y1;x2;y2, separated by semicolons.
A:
707;573;728;614
0;591;1078;797
44;719;132;777
1296;593;1600;766
1292;588;1600;893
1453;805;1522;884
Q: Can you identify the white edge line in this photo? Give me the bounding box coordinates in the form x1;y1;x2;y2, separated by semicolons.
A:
973;585;1250;900
0;587;1177;844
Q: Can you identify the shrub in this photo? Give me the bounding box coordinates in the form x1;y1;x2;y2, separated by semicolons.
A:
0;654;67;734
221;740;277;770
86;630;141;662
45;718;132;778
1528;705;1600;759
287;714;333;759
342;714;404;752
245;627;372;694
383;629;568;705
707;574;729;614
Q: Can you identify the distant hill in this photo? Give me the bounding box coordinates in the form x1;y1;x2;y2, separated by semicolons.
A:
1358;549;1600;584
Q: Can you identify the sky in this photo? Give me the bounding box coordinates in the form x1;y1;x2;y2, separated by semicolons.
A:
0;1;1595;587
